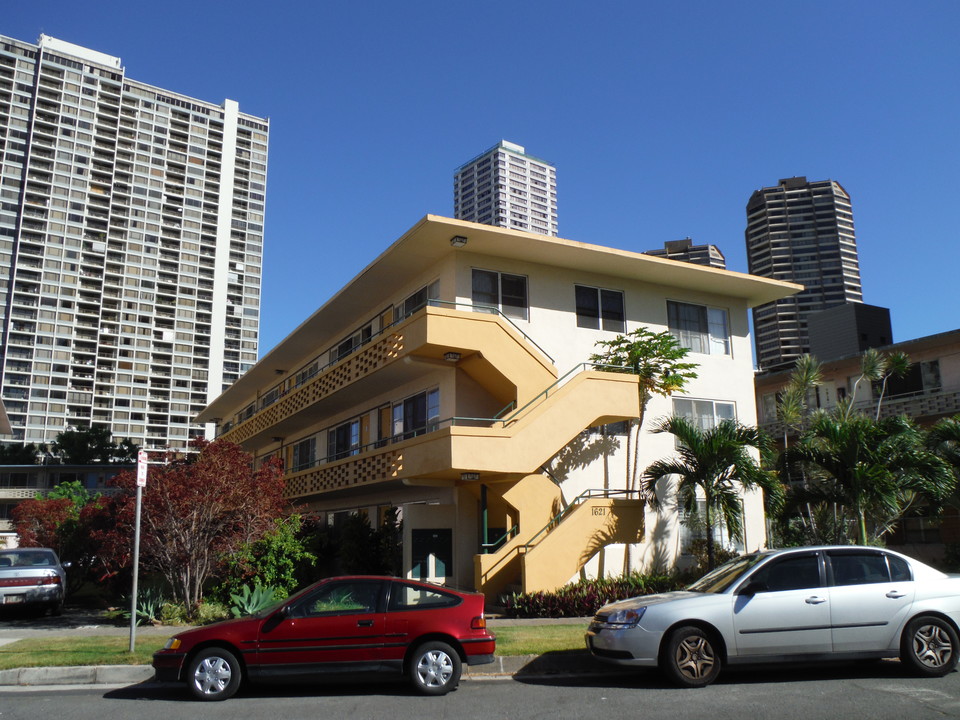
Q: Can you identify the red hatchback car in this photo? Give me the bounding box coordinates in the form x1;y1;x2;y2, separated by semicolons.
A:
153;575;495;700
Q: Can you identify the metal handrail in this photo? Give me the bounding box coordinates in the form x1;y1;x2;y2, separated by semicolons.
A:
481;524;519;554
427;299;554;364
521;488;641;553
249;299;555;418
279;362;636;475
499;362;632;425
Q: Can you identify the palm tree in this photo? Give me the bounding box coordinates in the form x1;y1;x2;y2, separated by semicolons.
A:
926;415;960;470
845;348;885;419
641;417;784;570
875;351;912;420
590;328;698;572
783;413;954;545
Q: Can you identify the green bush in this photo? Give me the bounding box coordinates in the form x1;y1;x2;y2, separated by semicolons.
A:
503;572;686;618
216;515;315;602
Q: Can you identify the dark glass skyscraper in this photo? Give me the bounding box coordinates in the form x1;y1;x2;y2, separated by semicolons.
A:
746;177;862;370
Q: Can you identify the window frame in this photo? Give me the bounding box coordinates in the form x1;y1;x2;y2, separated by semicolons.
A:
667;300;730;356
471;268;528;321
575;284;625;332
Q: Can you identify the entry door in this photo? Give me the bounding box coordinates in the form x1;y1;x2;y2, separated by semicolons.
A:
410;528;452;583
732;552;832;657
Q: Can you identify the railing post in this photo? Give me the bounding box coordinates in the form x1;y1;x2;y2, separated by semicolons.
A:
481;484;489;554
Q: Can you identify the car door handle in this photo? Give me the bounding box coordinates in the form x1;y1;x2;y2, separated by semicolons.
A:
805;596;827;605
357;619;374;627
886;591;906;599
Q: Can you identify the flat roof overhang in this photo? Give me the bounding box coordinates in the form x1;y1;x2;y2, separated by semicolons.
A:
199;215;800;422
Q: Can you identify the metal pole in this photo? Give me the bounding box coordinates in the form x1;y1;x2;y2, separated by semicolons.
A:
128;484;142;653
480;484;488;553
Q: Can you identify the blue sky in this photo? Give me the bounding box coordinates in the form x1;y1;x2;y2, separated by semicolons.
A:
6;1;959;357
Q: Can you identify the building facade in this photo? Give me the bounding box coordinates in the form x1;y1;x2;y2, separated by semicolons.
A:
755;328;960;563
756;329;960;439
200;216;797;596
644;238;726;269
453;141;558;237
0;35;267;450
746;177;862;371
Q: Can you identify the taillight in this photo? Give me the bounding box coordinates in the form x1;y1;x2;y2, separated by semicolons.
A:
0;575;60;587
471;615;487;630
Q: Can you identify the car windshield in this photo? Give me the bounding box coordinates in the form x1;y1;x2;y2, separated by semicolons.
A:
0;550;56;568
687;552;769;594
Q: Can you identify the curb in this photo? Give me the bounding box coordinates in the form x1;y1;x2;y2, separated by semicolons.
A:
0;664;155;686
0;651;616;687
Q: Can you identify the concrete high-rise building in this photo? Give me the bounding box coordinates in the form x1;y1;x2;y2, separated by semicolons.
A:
644;238;726;269
0;35;268;450
453;141;557;236
746;177;862;371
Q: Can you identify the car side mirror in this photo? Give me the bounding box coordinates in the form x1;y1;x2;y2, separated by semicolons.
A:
739;581;768;596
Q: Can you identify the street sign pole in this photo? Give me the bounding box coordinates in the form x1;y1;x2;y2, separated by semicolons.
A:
129;450;148;653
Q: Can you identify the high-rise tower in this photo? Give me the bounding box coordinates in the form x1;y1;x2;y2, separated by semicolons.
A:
453;141;557;236
746;177;862;370
0;34;268;449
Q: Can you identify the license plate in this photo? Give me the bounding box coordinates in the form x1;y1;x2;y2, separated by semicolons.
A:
2;595;23;604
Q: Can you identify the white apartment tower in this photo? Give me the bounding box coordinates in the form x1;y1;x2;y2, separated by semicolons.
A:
0;35;268;450
453;141;557;236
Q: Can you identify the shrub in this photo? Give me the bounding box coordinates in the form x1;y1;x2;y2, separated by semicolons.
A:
216;515;315;602
503;572;686;618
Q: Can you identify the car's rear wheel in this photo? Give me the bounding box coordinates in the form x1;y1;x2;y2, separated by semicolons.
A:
187;647;242;701
49;599;63;616
409;641;461;695
900;615;959;677
662;625;721;688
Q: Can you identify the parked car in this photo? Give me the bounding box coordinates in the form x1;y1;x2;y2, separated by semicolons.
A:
153;575;496;700
0;547;70;616
586;546;960;687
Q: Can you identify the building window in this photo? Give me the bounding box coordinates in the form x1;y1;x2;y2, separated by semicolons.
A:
401;280;440;319
392;388;440;440
292;436;316;472
667;301;730;355
472;269;528;321
575;285;625;332
672;398;735;431
327;420;360;461
679;498;745;556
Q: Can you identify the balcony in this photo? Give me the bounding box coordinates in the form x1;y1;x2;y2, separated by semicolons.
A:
283;367;639;500
219;304;558;449
760;387;960;438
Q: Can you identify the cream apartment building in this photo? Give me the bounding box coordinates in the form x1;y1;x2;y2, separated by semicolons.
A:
200;216;797;596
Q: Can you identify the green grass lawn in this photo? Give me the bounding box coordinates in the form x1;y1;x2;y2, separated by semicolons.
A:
0;623;588;669
0;636;163;670
493;623;587;655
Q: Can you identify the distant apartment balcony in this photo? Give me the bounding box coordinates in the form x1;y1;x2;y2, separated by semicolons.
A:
759;387;960;439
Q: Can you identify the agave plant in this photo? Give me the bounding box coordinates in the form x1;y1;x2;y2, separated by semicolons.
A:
229;584;278;618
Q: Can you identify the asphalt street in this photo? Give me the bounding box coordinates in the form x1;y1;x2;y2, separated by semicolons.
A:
4;663;960;720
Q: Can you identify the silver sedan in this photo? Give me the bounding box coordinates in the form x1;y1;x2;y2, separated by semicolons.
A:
0;548;69;615
586;546;960;687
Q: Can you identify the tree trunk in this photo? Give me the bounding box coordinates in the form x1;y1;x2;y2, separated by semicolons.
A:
704;495;715;570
